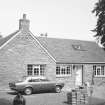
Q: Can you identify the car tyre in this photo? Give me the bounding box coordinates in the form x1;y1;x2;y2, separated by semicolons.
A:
24;87;32;95
55;86;61;93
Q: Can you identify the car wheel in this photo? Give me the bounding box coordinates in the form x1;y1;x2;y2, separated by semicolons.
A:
24;87;32;95
55;86;61;93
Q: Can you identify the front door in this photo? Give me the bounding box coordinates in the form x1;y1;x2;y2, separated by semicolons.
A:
75;65;83;86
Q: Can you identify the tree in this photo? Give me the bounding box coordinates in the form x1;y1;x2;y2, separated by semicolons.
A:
92;0;105;47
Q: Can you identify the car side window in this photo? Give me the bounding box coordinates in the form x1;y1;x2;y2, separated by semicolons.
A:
28;79;32;82
28;79;40;82
40;79;49;82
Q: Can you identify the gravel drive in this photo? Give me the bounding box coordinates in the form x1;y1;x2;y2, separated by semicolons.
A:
0;91;105;105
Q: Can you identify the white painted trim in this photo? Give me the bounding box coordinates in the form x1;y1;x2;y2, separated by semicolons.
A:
83;62;105;64
0;30;21;50
93;65;105;77
56;75;71;78
28;31;56;62
56;64;72;77
57;62;105;64
94;75;105;77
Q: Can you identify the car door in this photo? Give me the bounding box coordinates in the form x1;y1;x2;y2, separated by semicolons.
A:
28;79;41;92
40;79;55;91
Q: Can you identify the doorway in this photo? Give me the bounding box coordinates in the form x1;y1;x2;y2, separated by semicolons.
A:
75;65;83;87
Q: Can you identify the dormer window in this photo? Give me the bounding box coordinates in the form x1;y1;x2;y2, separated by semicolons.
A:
74;45;81;49
72;44;86;51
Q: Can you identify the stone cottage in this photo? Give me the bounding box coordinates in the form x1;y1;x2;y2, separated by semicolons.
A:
0;14;105;90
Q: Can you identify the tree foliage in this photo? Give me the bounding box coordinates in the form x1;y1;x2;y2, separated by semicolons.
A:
92;0;105;46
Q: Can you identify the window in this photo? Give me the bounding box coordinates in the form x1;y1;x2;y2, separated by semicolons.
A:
40;65;45;75
72;44;86;51
27;64;46;76
34;65;39;76
73;45;81;50
61;67;66;74
40;79;49;82
67;66;71;74
56;65;72;76
27;65;33;75
28;79;40;82
93;65;105;77
56;66;60;75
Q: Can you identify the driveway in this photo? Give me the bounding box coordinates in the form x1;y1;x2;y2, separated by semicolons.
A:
0;91;67;105
0;91;105;105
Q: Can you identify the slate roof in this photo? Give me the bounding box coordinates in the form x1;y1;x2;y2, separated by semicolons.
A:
0;31;105;63
37;37;105;63
0;30;19;47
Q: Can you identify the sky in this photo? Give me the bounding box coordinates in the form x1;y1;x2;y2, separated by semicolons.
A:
0;0;97;41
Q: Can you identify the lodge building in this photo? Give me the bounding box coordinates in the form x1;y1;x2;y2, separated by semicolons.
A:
0;14;105;90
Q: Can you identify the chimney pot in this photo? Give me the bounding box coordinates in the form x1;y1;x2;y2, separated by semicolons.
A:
23;14;26;19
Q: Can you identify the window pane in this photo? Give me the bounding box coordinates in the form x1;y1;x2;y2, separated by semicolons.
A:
56;66;60;75
67;66;71;74
34;68;39;75
40;70;44;75
101;66;105;75
40;65;45;76
27;65;33;76
93;65;96;76
27;70;32;75
97;68;101;75
61;68;66;74
94;70;97;76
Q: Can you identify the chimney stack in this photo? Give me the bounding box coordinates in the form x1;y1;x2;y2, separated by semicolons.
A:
19;14;30;30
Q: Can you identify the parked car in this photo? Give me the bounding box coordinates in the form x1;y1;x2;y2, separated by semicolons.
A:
9;76;64;95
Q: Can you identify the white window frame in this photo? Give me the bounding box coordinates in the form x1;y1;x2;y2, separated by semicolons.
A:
93;65;105;77
27;64;45;76
56;65;72;77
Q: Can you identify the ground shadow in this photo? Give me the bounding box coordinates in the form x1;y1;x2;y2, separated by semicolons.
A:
7;91;17;95
7;90;55;95
0;98;12;105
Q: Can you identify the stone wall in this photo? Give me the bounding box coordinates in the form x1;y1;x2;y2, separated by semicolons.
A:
56;64;76;90
0;30;56;89
83;64;105;86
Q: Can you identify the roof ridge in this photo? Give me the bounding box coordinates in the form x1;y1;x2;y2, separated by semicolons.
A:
37;36;96;43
